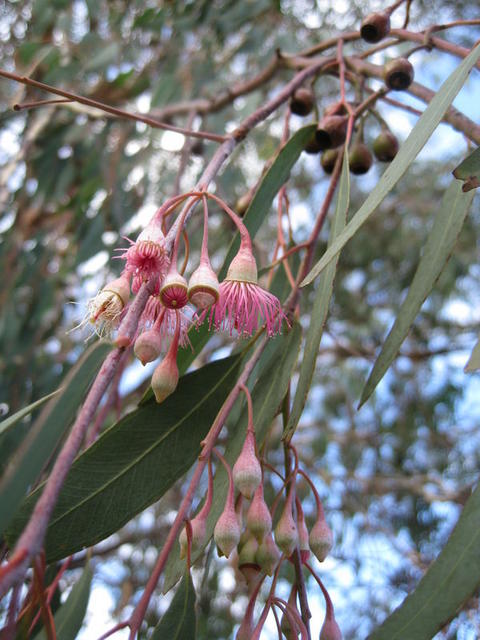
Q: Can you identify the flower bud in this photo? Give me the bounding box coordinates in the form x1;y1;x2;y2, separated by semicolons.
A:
296;501;310;563
235;193;252;216
179;515;207;559
160;270;189;309
321;149;339;175
320;615;343;640
238;533;261;585
151;354;179;403
281;587;300;640
360;12;390;43
315;116;348;150
309;518;333;562
246;484;272;543
290;87;315;116
383;57;414;91
232;430;262;499
274;492;298;557
372;130;399;162
349;143;373;175
214;498;241;558
226;246;258;284
134;329;162;365
255;532;281;576
187;262;220;309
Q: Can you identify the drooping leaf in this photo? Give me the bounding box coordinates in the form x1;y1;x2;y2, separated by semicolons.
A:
151;571;196;640
0;341;111;538
464;337;480;372
34;564;93;640
301;44;480;286
163;323;301;593
360;180;474;407
6;355;241;562
0;388;61;439
368;483;480;640
284;152;350;442
453;146;480;191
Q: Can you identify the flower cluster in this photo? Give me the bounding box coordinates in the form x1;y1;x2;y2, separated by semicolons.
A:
85;192;287;403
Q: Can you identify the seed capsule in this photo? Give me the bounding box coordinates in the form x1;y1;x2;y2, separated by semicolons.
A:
290;87;315;116
349;143;373;175
360;12;391;43
315;116;348;150
321;149;339;174
383;57;414;91
372;130;399;162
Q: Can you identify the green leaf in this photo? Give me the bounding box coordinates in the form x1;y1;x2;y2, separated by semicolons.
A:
453;146;480;191
0;341;111;538
284;152;350;442
368;482;480;640
6;356;241;562
301;44;480;286
152;572;196;640
464;337;480;372
163;323;301;593
34;565;93;640
141;126;314;401
360;180;474;407
0;389;61;439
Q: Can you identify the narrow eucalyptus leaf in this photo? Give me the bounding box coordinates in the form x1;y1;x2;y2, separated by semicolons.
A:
151;572;196;640
6;355;241;562
360;181;474;406
284;153;350;442
452;146;480;191
0;341;111;538
368;483;480;640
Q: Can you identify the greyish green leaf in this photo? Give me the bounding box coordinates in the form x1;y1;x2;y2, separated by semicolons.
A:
34;564;93;640
453;146;480;191
464;337;480;372
151;572;196;640
368;482;480;640
6;355;241;562
163;323;301;593
301;44;480;286
0;388;61;439
284;152;350;442
0;341;111;538
360;180;474;407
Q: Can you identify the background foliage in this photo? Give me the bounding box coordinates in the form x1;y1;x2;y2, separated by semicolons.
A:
1;1;480;638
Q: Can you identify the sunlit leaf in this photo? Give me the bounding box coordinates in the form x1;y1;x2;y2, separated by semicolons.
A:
360;180;474;407
368;483;480;640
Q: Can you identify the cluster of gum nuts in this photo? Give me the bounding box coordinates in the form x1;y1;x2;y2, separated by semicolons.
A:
178;391;339;639
288;9;414;177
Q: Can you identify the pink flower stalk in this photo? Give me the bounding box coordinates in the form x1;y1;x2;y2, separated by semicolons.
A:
118;221;169;293
296;497;311;563
205;242;286;337
179;461;214;560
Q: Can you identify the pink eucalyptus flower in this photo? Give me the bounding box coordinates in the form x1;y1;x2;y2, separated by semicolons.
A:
117;222;169;293
204;245;286;337
139;297;192;349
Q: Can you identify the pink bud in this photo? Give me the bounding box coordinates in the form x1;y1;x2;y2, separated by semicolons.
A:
226;245;258;284
151;354;178;403
274;489;298;557
134;329;162;365
214;502;241;558
188;262;220;309
296;501;310;563
179;515;206;560
320;614;343;640
160;270;189;309
232;430;261;499
238;533;261;586
309;518;333;563
246;484;272;543
255;532;281;576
